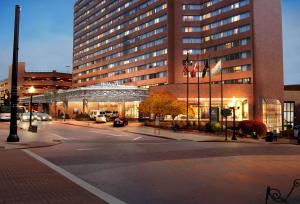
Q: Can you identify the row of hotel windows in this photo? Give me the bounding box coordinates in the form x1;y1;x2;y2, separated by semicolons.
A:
74;50;250;80
183;12;250;34
75;2;166;42
75;0;163;28
75;71;167;84
206;25;250;42
75;22;250;68
75;16;168;68
75;48;168;71
74;14;167;53
182;0;249;22
75;0;143;34
74;36;166;64
75;60;167;78
183;38;250;55
189;51;251;66
75;0;138;26
182;0;223;11
204;77;251;84
74;0;247;49
74;25;166;58
182;25;250;44
75;0;140;39
76;62;250;81
75;1;167;44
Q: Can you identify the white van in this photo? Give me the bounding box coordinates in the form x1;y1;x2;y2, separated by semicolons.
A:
89;110;105;120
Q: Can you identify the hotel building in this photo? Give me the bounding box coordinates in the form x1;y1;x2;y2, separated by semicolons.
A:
73;0;284;130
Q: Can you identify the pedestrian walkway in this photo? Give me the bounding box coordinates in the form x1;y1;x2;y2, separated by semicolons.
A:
0;149;106;203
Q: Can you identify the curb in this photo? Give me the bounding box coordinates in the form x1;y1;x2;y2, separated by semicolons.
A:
125;131;295;145
2;140;62;150
125;130;177;140
55;121;111;130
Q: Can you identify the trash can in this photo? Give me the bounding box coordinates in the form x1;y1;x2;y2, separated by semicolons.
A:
28;125;38;133
294;125;300;144
265;132;273;142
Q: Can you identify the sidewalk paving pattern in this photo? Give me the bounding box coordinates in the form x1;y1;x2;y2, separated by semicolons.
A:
0;149;106;204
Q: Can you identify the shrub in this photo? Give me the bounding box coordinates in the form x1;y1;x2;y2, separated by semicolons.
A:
238;120;267;137
58;113;70;119
204;122;221;132
75;114;90;121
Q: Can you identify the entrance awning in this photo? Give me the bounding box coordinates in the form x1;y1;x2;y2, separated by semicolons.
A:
20;85;149;104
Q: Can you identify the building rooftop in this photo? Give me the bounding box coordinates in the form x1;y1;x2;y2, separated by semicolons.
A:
284;84;300;91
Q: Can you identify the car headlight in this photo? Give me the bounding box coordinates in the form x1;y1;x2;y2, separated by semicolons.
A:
49;116;52;119
43;117;46;119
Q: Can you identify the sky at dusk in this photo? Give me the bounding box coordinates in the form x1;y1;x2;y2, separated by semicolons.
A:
0;0;299;84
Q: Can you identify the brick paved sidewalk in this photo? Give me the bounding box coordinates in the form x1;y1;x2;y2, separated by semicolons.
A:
0;122;61;149
0;149;106;204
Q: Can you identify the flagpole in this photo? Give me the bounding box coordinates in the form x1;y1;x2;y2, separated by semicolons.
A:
187;65;189;126
221;65;223;131
197;55;200;131
208;58;212;125
182;53;192;127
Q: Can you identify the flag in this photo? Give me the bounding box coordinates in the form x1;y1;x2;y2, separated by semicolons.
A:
210;60;222;76
202;59;210;78
191;61;198;78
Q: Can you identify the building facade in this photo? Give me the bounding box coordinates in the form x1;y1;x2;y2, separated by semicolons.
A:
73;0;284;130
284;85;300;128
0;62;72;99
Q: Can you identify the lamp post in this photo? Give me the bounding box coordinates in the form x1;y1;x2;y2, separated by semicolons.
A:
7;5;21;142
229;97;241;140
28;86;35;129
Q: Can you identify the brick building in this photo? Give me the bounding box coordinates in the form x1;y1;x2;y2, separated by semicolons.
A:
73;0;284;130
0;62;72;99
284;85;300;128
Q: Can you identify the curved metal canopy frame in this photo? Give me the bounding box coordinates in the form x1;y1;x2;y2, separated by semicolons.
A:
20;85;149;104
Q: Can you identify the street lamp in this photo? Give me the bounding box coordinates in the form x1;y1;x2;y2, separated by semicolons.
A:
229;97;241;140
28;86;35;130
7;5;21;143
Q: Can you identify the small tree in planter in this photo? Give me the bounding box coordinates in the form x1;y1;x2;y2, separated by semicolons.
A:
238;120;267;138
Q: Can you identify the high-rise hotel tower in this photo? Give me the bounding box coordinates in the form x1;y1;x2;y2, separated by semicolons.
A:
73;0;284;130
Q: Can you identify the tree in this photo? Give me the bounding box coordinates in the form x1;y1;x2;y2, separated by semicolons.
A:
139;92;193;124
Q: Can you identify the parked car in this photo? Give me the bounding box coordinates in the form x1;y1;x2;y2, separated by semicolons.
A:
96;114;107;123
35;113;52;121
89;110;105;120
0;105;25;121
113;117;128;127
108;111;119;121
20;112;34;122
174;114;187;121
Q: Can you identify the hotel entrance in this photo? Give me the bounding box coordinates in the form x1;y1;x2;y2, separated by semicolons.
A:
20;85;148;119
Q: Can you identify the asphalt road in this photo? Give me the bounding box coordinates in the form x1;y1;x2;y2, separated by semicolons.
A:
30;122;300;204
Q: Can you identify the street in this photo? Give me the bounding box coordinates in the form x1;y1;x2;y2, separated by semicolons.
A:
19;122;300;204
